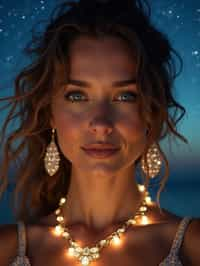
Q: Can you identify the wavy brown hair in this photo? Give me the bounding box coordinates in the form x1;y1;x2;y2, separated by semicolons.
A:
0;0;188;222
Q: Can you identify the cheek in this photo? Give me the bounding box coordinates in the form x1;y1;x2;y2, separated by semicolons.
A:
52;106;82;154
120;110;146;140
119;111;147;161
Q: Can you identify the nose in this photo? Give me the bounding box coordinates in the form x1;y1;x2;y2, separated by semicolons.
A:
89;116;113;135
89;100;115;134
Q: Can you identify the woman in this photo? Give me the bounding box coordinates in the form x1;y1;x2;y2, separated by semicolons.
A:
0;0;199;265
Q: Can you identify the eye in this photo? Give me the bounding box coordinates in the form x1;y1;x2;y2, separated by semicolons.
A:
64;90;87;102
115;91;138;102
64;90;138;103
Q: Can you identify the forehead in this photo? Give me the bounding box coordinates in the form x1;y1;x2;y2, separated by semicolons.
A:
68;36;138;76
53;36;138;91
69;35;137;57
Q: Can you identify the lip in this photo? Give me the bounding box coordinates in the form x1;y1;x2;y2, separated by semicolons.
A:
81;148;120;158
82;144;120;150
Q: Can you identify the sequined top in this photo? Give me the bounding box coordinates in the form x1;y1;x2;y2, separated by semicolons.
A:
9;216;192;266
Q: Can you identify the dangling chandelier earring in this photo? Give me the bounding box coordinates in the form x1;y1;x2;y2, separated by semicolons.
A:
141;142;162;178
44;128;61;176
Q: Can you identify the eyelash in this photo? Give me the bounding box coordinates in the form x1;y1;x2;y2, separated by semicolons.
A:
64;90;138;103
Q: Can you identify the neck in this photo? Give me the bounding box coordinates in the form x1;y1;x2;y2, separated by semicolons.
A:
61;166;144;233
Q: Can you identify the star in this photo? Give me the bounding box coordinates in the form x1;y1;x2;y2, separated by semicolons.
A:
192;50;199;56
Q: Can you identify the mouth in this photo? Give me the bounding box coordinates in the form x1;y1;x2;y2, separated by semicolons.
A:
81;148;120;159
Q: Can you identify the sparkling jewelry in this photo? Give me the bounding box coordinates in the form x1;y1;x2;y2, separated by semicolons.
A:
44;128;60;176
53;190;151;266
141;142;162;178
44;129;162;179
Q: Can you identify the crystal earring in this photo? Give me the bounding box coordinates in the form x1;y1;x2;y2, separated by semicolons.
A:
141;143;162;178
44;128;61;176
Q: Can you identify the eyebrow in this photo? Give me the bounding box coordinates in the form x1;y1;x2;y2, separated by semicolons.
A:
66;78;137;88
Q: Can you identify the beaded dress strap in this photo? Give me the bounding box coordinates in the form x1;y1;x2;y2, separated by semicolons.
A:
169;216;192;256
9;221;31;266
17;221;27;257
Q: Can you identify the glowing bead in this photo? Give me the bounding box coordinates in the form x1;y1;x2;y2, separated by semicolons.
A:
82;247;90;255
71;241;79;248
126;219;136;225
56;216;64;222
92;253;100;259
54;225;64;235
141;215;149;225
138;184;145;192
117;227;125;233
68;247;75;256
145;196;152;204
62;231;70;238
139;206;147;212
112;234;121;245
80;256;90;265
99;239;107;247
75;246;83;253
90;247;99;253
59;197;66;205
55;209;61;215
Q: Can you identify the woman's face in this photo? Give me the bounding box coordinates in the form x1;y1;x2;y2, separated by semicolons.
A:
50;36;148;177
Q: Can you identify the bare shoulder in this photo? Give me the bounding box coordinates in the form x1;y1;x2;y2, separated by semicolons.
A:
111;208;182;266
116;206;184;265
0;221;59;266
140;206;200;266
182;218;200;265
0;222;47;264
0;224;18;265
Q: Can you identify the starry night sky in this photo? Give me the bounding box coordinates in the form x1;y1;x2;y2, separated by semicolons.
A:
0;1;200;223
